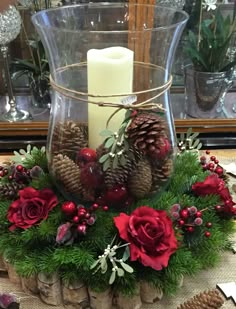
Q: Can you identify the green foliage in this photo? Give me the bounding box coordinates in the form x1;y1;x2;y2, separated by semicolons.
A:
11;145;48;171
185;3;236;72
0;150;234;296
11;39;49;80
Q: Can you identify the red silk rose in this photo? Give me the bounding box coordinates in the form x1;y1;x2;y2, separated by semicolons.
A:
192;174;236;217
114;206;177;271
192;174;224;196
7;187;58;231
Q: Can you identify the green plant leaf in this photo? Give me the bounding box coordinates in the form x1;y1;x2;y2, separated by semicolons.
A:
100;129;113;137
109;271;116;285
90;260;100;269
105;137;115;149
121;262;134;273
103;159;111;172
122;246;130;262
99;153;110;164
112;155;118;169
117;268;125;277
119;155;127;167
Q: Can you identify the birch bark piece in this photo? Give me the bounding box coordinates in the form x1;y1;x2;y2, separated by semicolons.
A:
21;275;39;294
37;272;62;306
178;274;184;288
0;255;7;272
88;287;113;309
140;281;163;304
4;260;21;285
115;284;142;309
62;280;90;309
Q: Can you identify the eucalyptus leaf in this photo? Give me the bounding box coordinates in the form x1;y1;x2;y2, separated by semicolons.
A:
27;144;31;153
190;132;199;140
121;262;134;273
112;155;119;169
122;246;130;262
19;149;27;155
192;139;200;149
100;129;113;137
117;268;125;277
24;153;33;159
90;260;100;269
109;271;116;285
101;261;108;274
119;155;127;167
105;137;115;149
197;142;203;150
99;153;110;164
103;159;111;172
186;128;192;138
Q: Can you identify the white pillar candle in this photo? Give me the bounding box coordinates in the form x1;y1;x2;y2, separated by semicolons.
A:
87;46;134;149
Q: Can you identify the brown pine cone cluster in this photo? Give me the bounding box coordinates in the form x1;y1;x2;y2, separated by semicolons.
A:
51;120;88;160
151;159;173;193
128;158;152;198
177;289;224;309
52;154;82;196
0;182;25;199
104;157;135;189
126;112;169;160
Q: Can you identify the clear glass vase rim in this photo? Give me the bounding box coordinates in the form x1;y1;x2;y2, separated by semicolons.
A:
31;2;189;34
185;65;231;76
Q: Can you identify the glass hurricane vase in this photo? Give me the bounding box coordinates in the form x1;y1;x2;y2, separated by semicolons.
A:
32;3;188;207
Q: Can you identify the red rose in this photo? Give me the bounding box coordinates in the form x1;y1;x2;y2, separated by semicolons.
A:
7;187;58;231
114;206;177;271
218;187;236;217
192;174;224;196
192;174;236;217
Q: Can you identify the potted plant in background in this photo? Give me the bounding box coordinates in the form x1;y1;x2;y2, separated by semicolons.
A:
184;0;236;118
10;0;51;108
12;38;50;108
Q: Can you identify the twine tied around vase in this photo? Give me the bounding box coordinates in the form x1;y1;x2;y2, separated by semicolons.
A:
49;61;172;112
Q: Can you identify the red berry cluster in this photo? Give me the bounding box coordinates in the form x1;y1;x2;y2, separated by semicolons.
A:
0;164;31;184
61;201;107;235
170;204;212;237
200;150;223;176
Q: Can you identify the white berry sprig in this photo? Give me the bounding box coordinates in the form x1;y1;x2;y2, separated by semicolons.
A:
90;242;134;284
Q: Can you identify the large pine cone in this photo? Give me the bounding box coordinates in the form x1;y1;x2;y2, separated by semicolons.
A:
177;289;224;309
128;159;152;199
127;112;170;160
51;120;88;160
52;154;82;196
0;182;25;199
104;157;134;189
151;158;173;193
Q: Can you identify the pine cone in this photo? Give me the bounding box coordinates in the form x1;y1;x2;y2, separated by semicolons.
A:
52;154;82;196
151;159;173;193
128;158;152;198
51;120;88;160
0;182;25;199
177;289;224;309
104;157;134;189
127;112;169;159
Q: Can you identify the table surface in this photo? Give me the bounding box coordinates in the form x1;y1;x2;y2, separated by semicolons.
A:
0;150;235;308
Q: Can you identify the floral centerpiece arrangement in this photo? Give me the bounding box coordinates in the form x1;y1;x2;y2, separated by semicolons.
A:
0;144;235;308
